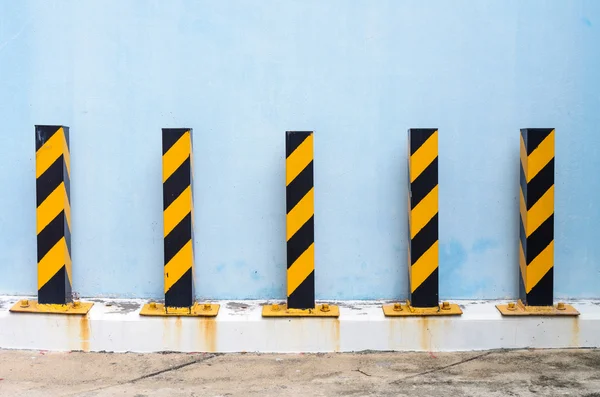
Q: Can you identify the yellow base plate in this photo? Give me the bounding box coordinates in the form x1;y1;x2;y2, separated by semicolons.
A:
139;302;220;317
262;303;339;317
383;301;463;317
9;299;93;315
496;300;579;316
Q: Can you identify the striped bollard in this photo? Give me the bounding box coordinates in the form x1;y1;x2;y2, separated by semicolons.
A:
497;128;577;316
383;129;461;316
140;128;219;317
263;131;338;317
11;125;92;314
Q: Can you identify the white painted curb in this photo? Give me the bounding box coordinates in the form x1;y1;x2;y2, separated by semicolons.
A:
0;298;598;353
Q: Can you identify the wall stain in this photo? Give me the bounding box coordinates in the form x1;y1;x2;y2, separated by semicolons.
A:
420;317;431;351
572;317;580;347
79;316;90;352
199;318;217;352
174;317;182;350
388;318;401;350
330;318;340;352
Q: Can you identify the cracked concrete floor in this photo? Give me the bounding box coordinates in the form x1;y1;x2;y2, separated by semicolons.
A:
0;349;599;396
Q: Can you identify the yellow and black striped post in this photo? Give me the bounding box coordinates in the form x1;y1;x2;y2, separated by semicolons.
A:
140;128;218;317
10;125;92;314
262;131;337;317
408;128;439;308
497;128;577;315
384;129;460;316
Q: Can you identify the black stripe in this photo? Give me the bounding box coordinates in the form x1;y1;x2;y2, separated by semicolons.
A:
63;126;70;149
410;158;438;209
526;215;553;264
287;270;315;309
286;131;312;157
519;162;527;201
36;156;65;206
410;213;438;265
523;128;553;155
411;267;439;308
518;269;527;303
287;216;314;268
64;162;71;203
526;159;554;209
37;211;66;262
164;212;192;265
519;216;526;258
35;125;62;152
163;157;191;210
165;268;194;308
286;161;313;213
162;128;190;154
526;267;553;306
409;128;437;155
38;266;72;304
65;213;71;258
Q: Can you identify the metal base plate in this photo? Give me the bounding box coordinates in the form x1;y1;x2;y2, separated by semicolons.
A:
9;299;93;315
262;303;339;317
496;300;579;316
139;302;220;317
383;301;463;317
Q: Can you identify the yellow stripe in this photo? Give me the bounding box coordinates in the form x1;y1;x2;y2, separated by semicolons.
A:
410;241;438;293
36;127;65;178
286;134;313;186
65;194;71;232
36;182;68;234
526;129;554;182
65;243;72;286
519;241;526;286
519;188;527;231
526;185;554;237
520;134;528;181
63;136;70;178
410;185;438;239
38;237;69;290
410;130;438;183
163;186;192;237
164;240;193;293
287;243;314;296
162;131;191;183
526;241;554;293
286;188;314;241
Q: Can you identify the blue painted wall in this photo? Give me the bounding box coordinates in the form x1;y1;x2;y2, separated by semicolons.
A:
1;1;599;300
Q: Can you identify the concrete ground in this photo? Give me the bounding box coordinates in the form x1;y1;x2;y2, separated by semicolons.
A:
0;349;599;396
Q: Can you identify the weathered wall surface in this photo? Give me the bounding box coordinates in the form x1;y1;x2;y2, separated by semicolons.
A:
0;1;598;299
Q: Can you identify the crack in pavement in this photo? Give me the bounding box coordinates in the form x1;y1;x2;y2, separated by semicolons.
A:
355;368;372;377
65;353;220;396
390;351;494;384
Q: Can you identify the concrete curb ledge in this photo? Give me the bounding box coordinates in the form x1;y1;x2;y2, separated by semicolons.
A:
0;298;598;353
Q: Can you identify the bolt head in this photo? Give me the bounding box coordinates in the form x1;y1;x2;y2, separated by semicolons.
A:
72;301;81;308
20;299;29;308
321;303;330;312
393;303;402;311
557;302;566;310
271;304;280;312
149;302;157;309
203;304;212;311
441;301;450;310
